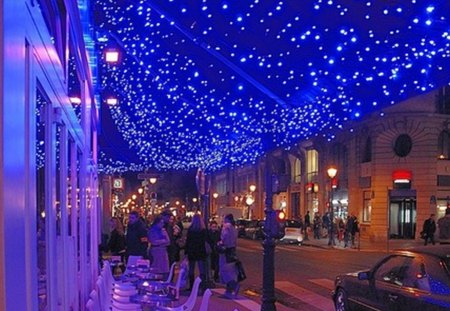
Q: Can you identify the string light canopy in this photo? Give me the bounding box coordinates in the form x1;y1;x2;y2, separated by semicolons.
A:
92;0;450;173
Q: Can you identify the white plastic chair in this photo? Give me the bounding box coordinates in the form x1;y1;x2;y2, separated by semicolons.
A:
166;266;187;300
199;289;212;311
87;289;101;311
127;255;143;267
156;276;202;311
96;276;111;310
142;262;177;290
85;298;97;311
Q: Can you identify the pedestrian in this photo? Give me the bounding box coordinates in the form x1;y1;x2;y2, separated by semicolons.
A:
313;213;321;239
337;218;345;245
125;211;149;262
218;213;240;299
161;210;182;266
437;208;450;244
304;211;310;240
322;212;330;238
344;215;354;248
108;217;126;263
351;215;359;248
327;213;336;246
208;220;221;282
422;214;436;245
148;215;170;277
185;213;209;291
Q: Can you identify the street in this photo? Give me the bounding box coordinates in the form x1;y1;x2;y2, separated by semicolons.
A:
234;238;387;310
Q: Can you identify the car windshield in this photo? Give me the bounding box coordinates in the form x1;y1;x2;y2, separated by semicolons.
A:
423;255;450;294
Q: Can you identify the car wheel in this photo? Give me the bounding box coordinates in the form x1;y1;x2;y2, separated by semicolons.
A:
334;288;349;311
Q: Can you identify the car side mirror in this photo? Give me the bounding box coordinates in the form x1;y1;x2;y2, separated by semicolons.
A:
357;271;371;281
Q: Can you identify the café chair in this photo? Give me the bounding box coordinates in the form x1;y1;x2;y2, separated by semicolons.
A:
96;276;111;310
85;298;97;311
199;289;212;311
127;256;143;267
156;277;201;311
87;289;101;311
140;262;177;292
166;266;187;300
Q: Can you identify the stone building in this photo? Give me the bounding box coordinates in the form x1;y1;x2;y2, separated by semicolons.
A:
209;86;450;243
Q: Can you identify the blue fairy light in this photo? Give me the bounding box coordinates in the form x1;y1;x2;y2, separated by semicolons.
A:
91;0;450;173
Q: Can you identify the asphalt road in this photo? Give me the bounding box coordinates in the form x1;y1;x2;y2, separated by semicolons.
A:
235;238;387;310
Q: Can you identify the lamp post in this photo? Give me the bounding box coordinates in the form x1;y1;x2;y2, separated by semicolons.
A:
192;197;198;211
246;195;255;220
149;177;157;215
327;166;338;247
246;184;256;219
261;157;276;311
138;187;144;209
212;192;219;215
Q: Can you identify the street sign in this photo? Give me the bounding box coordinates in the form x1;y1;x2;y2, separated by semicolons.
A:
113;178;124;190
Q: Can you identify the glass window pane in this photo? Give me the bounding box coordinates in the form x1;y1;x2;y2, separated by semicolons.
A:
36;88;48;310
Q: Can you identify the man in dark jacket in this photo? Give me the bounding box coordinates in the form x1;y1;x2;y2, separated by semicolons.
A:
422;214;436;245
125;211;148;260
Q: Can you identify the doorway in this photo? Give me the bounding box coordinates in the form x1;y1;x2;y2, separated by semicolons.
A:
389;190;416;239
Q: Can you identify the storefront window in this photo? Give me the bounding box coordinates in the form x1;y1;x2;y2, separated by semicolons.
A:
363;191;372;222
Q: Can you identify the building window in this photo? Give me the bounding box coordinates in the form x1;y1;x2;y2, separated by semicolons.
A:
362;137;372;163
438;130;450;159
294;158;301;183
363;191;372;222
436;85;450;114
306;149;318;182
393;134;412;157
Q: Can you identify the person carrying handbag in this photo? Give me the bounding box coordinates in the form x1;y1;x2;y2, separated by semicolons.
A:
218;213;241;298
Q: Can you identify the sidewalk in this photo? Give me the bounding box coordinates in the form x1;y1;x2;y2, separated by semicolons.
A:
301;235;425;252
180;286;298;311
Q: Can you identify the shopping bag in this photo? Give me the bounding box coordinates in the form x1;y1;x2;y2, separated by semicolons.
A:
236;260;246;282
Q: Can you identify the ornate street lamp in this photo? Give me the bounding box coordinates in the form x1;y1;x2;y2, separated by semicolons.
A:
212;192;219;215
246;184;256;219
327;166;338;247
148;177;157;215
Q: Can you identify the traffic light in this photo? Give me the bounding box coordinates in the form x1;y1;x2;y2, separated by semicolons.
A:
267;209;286;239
277;209;286;221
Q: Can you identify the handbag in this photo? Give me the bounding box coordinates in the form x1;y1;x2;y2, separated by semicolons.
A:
225;247;238;263
236;260;247;282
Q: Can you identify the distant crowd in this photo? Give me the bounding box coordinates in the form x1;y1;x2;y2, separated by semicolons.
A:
294;211;359;248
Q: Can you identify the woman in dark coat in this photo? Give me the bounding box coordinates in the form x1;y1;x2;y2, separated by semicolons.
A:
108;217;126;262
208;220;221;282
185;213;208;290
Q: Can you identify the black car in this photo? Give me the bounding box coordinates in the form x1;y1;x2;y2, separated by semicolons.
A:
235;219;251;238
244;220;265;240
332;245;450;311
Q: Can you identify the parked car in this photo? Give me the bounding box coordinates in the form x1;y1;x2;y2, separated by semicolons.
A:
235;219;251;238
244;220;265;240
279;219;303;245
332;245;450;311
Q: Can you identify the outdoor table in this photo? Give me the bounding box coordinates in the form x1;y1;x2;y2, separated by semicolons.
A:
136;280;169;295
130;293;174;310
